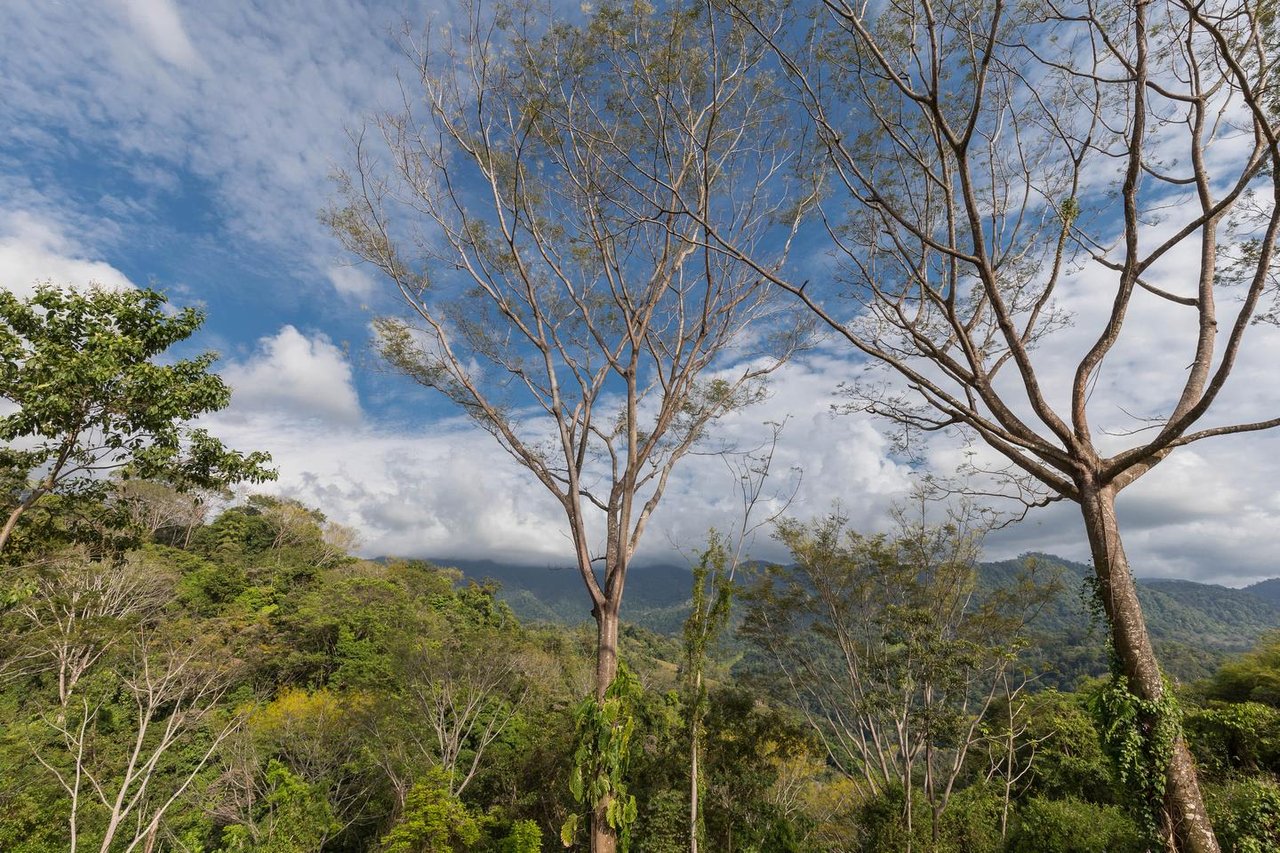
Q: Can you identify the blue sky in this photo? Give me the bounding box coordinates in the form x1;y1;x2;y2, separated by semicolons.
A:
4;0;1280;585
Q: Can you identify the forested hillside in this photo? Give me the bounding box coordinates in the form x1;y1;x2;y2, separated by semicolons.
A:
5;493;1280;852
458;553;1280;686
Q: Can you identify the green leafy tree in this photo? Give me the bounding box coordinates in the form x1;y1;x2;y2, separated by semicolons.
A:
681;534;733;853
1206;779;1280;853
379;769;481;853
219;760;342;853
1006;797;1144;853
1186;702;1280;779
698;686;827;852
497;820;543;853
1204;636;1280;707
0;284;274;554
1015;689;1118;806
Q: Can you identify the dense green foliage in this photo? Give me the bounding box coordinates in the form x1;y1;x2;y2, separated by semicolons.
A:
981;556;1280;687
4;490;1280;850
0;492;839;851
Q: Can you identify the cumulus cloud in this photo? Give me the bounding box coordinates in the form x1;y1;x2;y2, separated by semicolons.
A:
198;353;915;567
656;356;914;561
203;410;576;563
979;428;1280;587
198;324;1280;585
0;211;136;296
221;326;363;425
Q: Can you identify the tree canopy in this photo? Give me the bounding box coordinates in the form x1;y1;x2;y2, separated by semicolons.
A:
0;284;275;554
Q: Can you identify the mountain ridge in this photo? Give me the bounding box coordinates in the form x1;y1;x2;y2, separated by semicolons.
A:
434;552;1280;684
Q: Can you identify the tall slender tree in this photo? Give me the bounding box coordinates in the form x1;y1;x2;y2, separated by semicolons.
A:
329;1;812;848
712;0;1280;849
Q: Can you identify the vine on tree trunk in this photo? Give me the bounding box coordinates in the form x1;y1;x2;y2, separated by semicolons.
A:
562;664;641;850
1086;578;1180;844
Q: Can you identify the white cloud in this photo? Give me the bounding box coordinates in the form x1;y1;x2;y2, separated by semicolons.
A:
204;410;574;562
198;328;1280;585
980;427;1280;587
5;1;1280;587
0;211;136;296
221;326;363;425
656;356;913;560
199;353;915;567
0;1;405;287
326;264;377;299
114;0;205;72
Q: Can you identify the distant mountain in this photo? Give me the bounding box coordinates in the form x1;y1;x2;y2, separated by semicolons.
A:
437;552;1280;685
1244;577;1280;607
982;554;1280;685
431;557;696;634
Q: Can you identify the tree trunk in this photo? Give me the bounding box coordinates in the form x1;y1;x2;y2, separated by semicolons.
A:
691;666;701;850
592;601;620;853
1079;484;1219;853
595;602;620;703
690;669;701;853
690;736;699;853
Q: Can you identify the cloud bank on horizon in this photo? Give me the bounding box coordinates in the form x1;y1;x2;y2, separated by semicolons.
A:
3;0;1280;586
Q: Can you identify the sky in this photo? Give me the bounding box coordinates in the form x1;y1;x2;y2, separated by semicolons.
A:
3;0;1280;586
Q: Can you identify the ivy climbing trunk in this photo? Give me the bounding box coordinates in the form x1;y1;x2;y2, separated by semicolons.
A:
593;600;621;853
1079;483;1218;853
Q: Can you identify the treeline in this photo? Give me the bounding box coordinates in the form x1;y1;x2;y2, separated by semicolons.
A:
2;489;1279;851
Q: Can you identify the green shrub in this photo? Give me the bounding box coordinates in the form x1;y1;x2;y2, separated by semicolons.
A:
496;819;543;853
380;770;480;853
1186;702;1280;778
936;783;1004;853
851;786;1004;853
1006;796;1144;853
1207;778;1280;853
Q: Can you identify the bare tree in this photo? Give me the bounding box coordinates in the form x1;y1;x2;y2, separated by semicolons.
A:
3;552;237;851
318;520;361;567
353;619;532;810
0;550;170;703
982;674;1051;840
115;480;210;548
216;686;372;846
329;2;812;848
710;0;1280;848
33;631;238;853
742;501;1049;851
206;727;265;846
402;629;528;799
